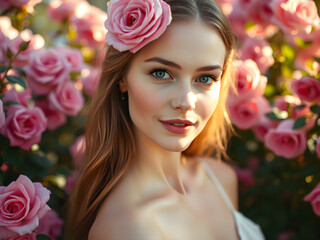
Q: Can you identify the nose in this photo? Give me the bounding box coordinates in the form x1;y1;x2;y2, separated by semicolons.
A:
171;83;196;112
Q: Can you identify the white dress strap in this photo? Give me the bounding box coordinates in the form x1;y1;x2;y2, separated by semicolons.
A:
195;157;235;211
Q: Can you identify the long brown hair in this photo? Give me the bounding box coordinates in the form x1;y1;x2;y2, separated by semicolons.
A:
65;0;235;239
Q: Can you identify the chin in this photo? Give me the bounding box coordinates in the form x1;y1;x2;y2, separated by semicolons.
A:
159;140;192;153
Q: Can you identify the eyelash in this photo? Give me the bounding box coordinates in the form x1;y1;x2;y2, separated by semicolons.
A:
149;68;219;87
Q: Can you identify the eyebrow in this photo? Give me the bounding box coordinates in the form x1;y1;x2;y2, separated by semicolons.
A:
144;57;222;72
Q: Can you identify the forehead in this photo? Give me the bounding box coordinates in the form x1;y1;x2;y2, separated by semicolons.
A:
132;20;227;69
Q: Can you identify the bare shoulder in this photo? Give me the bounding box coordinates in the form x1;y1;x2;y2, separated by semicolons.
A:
200;157;238;209
89;201;166;240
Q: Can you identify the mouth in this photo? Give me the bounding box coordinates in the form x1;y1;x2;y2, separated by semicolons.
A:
160;119;196;134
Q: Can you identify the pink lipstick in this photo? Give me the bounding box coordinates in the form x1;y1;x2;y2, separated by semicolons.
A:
160;119;195;134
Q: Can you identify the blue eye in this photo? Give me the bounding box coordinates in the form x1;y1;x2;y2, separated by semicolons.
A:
197;75;218;85
150;69;171;79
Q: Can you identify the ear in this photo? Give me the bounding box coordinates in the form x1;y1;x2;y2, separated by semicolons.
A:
119;78;127;92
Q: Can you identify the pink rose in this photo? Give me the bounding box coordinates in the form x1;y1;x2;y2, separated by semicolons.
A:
232;59;267;100
56;46;84;72
0;100;5;129
70;3;107;48
70;135;85;166
271;0;320;34
0;175;51;238
237;0;273;25
0;0;11;10
8;233;37;240
65;171;79;195
252;116;279;141
1;105;47;150
48;0;84;22
291;76;320;103
304;183;320;216
2;88;32;108
227;96;269;129
35;210;63;239
24;48;71;96
316;136;320;158
295;43;320;75
35;99;66;130
2;29;45;68
48;81;84;116
265;119;307;158
105;0;172;53
80;66;100;96
240;37;274;74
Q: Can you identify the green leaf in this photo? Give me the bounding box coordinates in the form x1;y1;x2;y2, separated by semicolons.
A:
265;112;284;121
266;108;288;121
293;117;306;130
306;59;314;71
310;105;320;114
314;56;320;64
36;234;52;240
293;104;306;110
55;167;70;176
18;41;30;52
0;65;7;73
3;101;20;106
5;75;27;89
14;67;26;77
6;48;13;59
295;38;312;48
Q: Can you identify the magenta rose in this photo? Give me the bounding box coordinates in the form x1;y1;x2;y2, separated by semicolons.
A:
24;48;71;96
56;46;84;72
1;105;47;150
8;233;37;240
265;119;307;158
35;98;66;130
35;210;63;239
105;0;172;53
304;183;320;216
316;136;320;158
0;175;51;238
232;59;267;100
291;76;320;103
240;37;274;74
48;81;84;116
0;99;5;129
227;96;269;129
271;0;320;34
80;66;100;96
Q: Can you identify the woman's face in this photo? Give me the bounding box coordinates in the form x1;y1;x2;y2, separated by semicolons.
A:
123;20;226;152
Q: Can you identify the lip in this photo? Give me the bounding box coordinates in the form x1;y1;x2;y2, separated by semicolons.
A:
160;119;195;134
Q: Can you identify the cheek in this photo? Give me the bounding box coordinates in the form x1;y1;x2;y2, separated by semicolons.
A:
200;85;221;121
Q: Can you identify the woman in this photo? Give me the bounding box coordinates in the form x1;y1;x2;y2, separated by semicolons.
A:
65;0;265;239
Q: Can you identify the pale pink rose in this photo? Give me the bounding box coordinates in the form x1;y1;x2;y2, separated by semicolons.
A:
240;37;274;74
48;0;84;22
35;210;63;239
252;116;279;141
265;119;307;158
232;59;267;99
1;105;47;150
70;3;107;48
316;136;320;158
291;76;320;103
35;99;66;130
304;183;320;216
70;135;85;166
0;100;5;129
80;67;100;96
227;96;269;129
237;0;273;25
2;29;45;68
274;95;311;119
8;232;37;240
48;81;84;116
2;88;32;108
24;48;71;95
271;0;320;34
56;46;84;72
65;171;79;195
295;43;320;74
0;175;51;238
105;0;172;53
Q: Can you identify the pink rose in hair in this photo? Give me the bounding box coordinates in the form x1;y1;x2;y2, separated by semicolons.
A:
291;76;320;103
56;46;84;72
240;37;274;74
24;48;71;96
105;0;172;53
316;136;320;158
8;233;37;240
271;0;320;34
35;99;66;130
0;175;51;238
80;66;100;96
227;96;269;129
48;81;84;116
35;210;63;239
265;119;306;158
304;183;320;216
0;100;5;129
48;0;84;22
1;105;47;150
